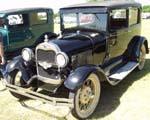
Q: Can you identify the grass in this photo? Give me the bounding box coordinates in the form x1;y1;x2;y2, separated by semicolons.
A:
0;19;150;120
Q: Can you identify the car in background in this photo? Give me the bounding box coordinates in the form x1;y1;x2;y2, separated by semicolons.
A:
0;7;55;60
142;12;150;19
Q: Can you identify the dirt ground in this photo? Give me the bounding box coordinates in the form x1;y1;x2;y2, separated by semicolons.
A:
0;19;150;120
0;56;150;120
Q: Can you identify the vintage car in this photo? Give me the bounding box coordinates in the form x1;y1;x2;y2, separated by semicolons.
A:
6;1;149;119
0;7;55;66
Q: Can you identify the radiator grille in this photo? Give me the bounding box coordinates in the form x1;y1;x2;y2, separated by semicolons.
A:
37;49;57;78
37;49;56;64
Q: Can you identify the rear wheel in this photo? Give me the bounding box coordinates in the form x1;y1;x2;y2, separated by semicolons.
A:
7;69;37;100
137;44;146;70
70;73;101;119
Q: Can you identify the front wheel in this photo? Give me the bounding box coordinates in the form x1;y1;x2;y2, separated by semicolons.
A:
70;73;101;119
7;69;37;100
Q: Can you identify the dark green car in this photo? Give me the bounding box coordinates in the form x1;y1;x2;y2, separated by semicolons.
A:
0;7;54;60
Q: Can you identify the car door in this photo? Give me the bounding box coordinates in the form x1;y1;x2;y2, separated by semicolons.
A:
28;10;53;46
7;13;32;52
108;8;130;60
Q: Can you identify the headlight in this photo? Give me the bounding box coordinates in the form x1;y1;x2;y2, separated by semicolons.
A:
22;48;34;62
56;52;69;67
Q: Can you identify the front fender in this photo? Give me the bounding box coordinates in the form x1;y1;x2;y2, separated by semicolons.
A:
64;65;106;91
6;56;31;82
6;56;23;73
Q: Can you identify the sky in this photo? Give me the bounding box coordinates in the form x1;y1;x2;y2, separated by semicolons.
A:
136;0;150;5
0;0;86;13
0;0;150;13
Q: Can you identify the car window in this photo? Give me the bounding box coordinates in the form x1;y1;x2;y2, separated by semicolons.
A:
129;7;138;26
62;13;107;31
110;9;127;29
7;14;24;25
79;13;107;31
7;14;29;28
62;13;77;28
30;12;48;25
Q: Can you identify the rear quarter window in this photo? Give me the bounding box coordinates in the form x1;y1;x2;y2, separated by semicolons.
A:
30;12;48;25
129;7;138;26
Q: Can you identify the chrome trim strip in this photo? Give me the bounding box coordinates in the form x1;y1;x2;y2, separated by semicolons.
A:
36;42;61;53
38;75;63;85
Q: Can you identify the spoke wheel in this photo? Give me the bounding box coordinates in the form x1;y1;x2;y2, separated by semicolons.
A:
14;71;24;86
137;44;146;70
7;70;37;100
71;73;101;119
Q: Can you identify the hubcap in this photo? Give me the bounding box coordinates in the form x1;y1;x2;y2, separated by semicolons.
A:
78;79;95;111
80;86;94;105
14;71;22;86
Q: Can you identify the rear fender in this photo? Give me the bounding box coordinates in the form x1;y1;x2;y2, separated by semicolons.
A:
64;65;107;91
124;36;149;61
134;36;149;57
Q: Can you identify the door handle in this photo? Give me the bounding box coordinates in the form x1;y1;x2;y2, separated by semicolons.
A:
109;38;117;46
125;30;131;33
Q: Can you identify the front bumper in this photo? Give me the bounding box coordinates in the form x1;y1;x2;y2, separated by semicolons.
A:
6;83;74;108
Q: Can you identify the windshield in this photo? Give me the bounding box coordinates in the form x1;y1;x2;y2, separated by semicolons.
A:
61;13;107;31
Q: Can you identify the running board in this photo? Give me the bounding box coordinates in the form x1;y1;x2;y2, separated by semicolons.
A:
109;61;139;80
6;83;73;108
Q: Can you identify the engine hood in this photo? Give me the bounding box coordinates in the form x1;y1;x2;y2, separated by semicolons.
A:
49;33;106;55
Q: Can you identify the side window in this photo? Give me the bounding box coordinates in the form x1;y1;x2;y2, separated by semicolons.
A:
30;12;48;25
110;9;127;29
129;7;138;26
7;14;29;28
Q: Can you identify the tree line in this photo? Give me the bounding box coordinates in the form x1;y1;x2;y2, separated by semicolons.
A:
143;5;150;12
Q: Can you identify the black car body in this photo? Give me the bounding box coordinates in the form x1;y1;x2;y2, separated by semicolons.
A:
6;1;149;119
